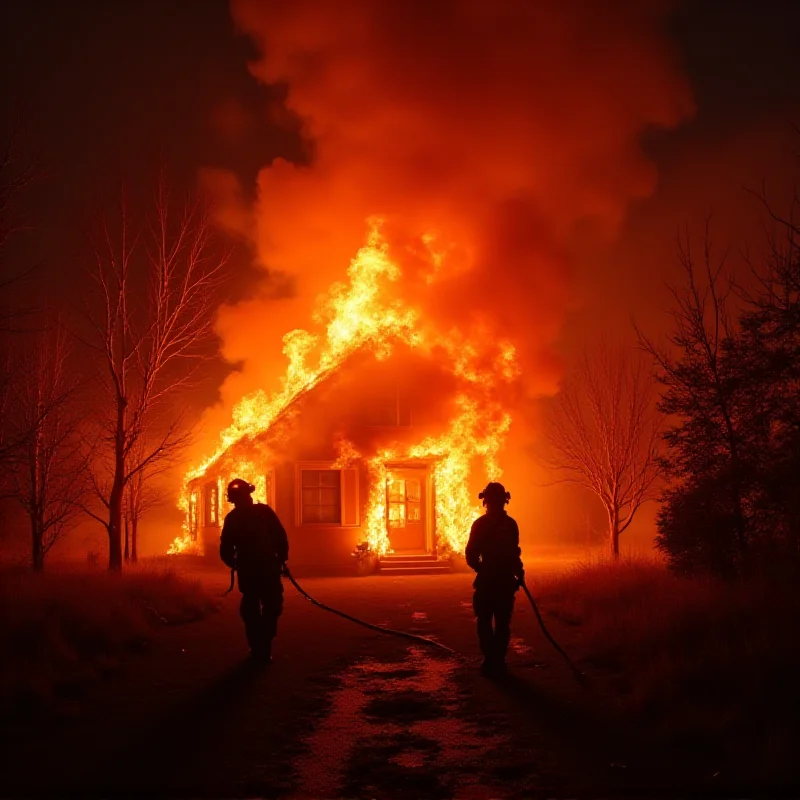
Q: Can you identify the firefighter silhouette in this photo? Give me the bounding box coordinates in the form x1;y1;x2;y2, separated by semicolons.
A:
220;478;289;661
465;482;525;676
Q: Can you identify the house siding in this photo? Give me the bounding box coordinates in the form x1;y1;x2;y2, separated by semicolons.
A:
188;365;446;568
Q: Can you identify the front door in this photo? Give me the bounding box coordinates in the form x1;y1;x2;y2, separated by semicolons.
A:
386;468;427;553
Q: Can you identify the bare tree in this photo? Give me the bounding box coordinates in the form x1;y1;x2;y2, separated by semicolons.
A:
543;343;663;559
3;321;87;570
123;443;168;563
81;174;227;570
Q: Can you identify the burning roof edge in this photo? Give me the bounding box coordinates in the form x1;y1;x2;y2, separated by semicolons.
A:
187;348;377;487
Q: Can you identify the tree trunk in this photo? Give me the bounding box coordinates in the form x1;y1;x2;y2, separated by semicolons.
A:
131;517;138;563
714;376;749;570
124;513;129;562
31;519;44;572
108;395;126;572
608;510;620;560
108;482;124;571
108;503;123;571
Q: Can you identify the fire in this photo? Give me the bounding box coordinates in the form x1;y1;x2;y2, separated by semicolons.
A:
362;395;510;555
169;219;519;556
167;491;201;555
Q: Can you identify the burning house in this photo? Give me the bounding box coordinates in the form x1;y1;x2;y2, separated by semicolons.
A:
160;0;700;570
170;224;519;569
159;0;698;572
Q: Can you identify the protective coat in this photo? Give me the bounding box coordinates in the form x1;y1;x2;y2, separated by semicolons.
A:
465;510;524;665
220;502;289;655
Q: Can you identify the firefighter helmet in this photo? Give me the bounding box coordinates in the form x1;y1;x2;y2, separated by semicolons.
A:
479;481;510;505
226;478;255;502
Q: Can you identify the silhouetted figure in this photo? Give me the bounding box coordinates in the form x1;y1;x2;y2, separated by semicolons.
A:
220;478;289;662
465;482;525;677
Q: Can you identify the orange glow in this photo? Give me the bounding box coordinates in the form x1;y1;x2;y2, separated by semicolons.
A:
177;0;702;558
168;221;518;555
168;492;201;555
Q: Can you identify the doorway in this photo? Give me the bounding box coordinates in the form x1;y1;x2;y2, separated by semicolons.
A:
385;467;428;553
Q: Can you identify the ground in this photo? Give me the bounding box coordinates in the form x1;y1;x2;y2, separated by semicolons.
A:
2;561;721;798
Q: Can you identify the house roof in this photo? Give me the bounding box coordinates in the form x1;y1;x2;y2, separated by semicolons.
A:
188;348;375;485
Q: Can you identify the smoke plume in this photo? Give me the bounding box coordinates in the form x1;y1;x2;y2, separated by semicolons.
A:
204;0;692;436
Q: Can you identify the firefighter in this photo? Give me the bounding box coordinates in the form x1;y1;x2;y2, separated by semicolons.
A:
220;478;289;661
465;482;525;676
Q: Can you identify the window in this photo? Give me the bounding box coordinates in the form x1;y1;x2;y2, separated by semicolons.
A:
204;482;219;527
387;475;421;528
295;464;360;527
363;386;411;427
300;469;342;524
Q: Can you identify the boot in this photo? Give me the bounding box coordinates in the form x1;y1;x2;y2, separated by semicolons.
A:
249;634;272;663
494;618;512;674
478;626;497;676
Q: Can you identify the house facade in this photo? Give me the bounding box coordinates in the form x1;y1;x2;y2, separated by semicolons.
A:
185;351;457;569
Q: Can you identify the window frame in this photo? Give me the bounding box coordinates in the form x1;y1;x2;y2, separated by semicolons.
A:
264;468;276;509
361;385;412;428
189;491;199;538
203;481;220;528
295;463;343;526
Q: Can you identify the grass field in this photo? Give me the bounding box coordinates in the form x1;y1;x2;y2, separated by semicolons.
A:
537;558;799;785
2;553;796;788
0;564;217;720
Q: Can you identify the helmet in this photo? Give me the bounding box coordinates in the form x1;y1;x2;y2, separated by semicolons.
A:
226;478;255;502
478;481;510;505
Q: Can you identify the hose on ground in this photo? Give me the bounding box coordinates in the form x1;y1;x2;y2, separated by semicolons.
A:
224;566;582;675
284;567;458;657
520;580;586;685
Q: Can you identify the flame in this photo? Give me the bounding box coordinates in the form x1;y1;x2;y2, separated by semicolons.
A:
171;219;519;556
182;220;418;479
167;491;201;555
361;396;510;556
364;459;391;555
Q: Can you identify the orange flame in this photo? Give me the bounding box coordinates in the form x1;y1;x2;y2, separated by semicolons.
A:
169;220;518;556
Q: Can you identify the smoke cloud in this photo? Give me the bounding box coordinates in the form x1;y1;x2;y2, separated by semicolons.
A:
202;0;692;445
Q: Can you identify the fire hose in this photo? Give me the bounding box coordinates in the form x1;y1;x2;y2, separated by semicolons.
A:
223;566;584;682
224;566;457;657
520;579;586;685
285;566;459;656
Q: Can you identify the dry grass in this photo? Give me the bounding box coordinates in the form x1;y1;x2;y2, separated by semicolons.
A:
537;557;799;785
0;564;217;720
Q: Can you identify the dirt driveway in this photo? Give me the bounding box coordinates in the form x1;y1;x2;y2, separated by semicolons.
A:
2;568;691;798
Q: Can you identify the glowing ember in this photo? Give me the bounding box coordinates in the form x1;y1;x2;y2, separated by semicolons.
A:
171;220;519;556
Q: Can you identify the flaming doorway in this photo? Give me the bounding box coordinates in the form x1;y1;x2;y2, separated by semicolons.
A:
385;466;431;554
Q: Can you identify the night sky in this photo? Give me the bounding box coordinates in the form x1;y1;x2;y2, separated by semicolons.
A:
2;1;296;311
